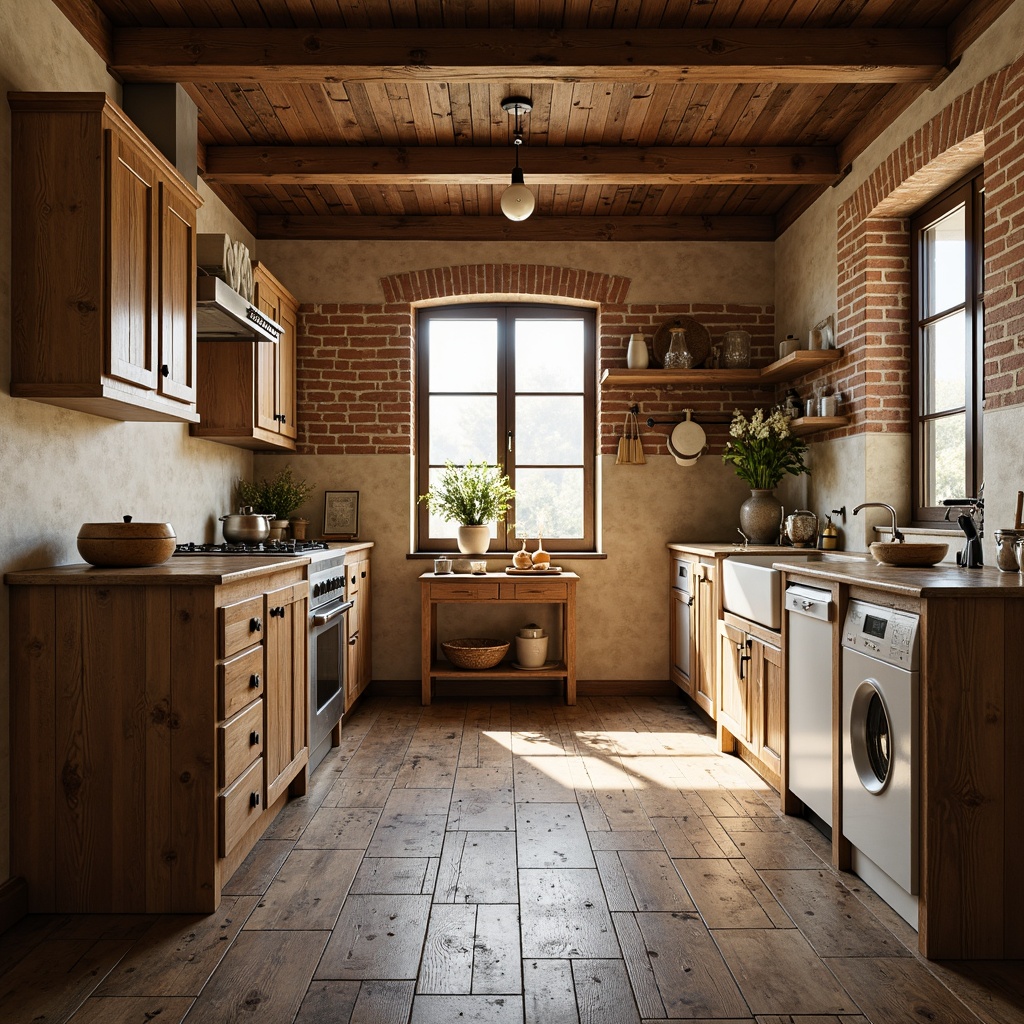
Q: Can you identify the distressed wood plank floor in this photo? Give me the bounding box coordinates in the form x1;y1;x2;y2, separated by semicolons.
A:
1;693;1021;1024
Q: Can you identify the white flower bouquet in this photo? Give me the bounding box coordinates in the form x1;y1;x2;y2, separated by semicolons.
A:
722;407;809;489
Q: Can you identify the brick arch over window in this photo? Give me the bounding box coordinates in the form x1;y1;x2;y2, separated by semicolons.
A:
831;67;1011;435
380;264;631;305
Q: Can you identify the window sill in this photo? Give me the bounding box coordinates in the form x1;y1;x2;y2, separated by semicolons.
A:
407;551;608;560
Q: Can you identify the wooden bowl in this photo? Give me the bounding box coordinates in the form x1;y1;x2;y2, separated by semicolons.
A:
77;518;176;567
441;637;509;670
870;542;948;567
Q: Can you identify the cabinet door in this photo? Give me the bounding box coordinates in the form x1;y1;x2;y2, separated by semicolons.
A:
694;563;717;717
355;557;371;694
264;582;309;805
158;178;196;403
253;269;281;434
276;291;298;441
718;620;752;744
107;129;158;390
670;586;694;697
753;637;784;778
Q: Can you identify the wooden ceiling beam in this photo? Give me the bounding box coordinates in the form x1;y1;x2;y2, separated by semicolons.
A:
205;145;839;186
111;28;948;85
255;214;776;242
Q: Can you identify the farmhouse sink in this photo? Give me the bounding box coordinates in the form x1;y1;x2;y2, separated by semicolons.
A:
721;553;818;630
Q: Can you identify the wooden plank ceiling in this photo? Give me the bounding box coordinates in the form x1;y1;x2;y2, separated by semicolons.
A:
64;0;1008;241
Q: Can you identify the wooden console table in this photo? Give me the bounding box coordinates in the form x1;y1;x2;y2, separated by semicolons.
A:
420;571;579;705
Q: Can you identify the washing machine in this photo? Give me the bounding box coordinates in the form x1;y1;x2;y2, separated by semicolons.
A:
841;599;920;928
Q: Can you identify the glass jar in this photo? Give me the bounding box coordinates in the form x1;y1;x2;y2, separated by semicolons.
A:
662;327;694;369
721;329;751;368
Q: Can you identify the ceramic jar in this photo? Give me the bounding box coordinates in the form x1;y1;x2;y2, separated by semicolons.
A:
626;333;649;369
739;489;783;545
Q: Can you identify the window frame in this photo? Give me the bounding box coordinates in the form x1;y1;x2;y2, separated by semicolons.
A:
415;302;597;553
909;170;984;525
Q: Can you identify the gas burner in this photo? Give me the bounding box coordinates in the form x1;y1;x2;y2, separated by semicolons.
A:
174;540;331;556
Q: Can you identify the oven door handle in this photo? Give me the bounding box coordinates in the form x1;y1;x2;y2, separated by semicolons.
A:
311;599;354;627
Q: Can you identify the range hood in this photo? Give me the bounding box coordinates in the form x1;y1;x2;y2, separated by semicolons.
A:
196;275;281;343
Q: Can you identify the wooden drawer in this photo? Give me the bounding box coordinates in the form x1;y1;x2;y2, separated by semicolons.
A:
219;699;264;788
429;582;500;601
500;581;568;600
219;646;265;719
220;595;265;657
219;757;264;857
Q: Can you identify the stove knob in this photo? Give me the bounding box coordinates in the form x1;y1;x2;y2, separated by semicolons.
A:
312;583;321;598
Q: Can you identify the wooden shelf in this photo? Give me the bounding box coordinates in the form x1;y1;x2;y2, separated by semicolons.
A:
789;415;849;436
431;658;568;679
600;349;841;389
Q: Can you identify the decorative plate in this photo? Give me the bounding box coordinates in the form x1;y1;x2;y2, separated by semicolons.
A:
651;316;712;369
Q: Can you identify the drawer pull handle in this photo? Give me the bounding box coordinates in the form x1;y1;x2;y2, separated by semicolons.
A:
250;616;262;633
269;606;285;618
249;673;261;689
349;636;358;646
250;731;260;746
160;364;170;377
360;570;366;578
250;791;260;808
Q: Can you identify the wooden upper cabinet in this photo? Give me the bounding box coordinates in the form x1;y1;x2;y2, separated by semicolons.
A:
192;260;298;451
9;92;201;422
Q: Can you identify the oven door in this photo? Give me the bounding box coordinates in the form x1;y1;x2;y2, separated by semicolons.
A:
309;597;352;774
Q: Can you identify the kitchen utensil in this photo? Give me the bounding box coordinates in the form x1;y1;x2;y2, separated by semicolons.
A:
77;515;176;567
784;509;818;547
994;530;1023;572
630;408;645;464
668;410;707;467
220;506;273;543
652;316;711;369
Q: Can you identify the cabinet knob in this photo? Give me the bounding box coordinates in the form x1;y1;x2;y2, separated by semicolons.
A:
160;364;170;377
249;673;261;689
250;731;260;746
250;791;261;808
349;636;358;646
280;414;286;424
269;605;285;617
250;616;262;633
360;570;366;579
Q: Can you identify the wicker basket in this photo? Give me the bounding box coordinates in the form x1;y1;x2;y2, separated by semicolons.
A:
441;637;510;670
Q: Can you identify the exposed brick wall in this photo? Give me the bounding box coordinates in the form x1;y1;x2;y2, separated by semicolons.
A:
827;61;1019;441
599;303;777;457
298;265;776;457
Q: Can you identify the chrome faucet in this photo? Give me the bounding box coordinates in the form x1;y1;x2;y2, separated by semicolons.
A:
852;502;904;543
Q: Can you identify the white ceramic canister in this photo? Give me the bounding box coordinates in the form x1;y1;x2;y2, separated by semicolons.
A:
515;631;549;668
626;333;649;369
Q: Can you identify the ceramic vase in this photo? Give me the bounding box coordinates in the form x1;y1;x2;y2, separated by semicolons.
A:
269;518;290;542
457;524;491;554
739;489;782;545
626;333;649;369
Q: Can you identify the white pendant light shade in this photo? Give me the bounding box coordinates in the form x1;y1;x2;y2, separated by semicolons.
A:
501;167;535;221
500;96;535;222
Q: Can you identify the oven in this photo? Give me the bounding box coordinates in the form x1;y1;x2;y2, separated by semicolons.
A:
308;554;353;773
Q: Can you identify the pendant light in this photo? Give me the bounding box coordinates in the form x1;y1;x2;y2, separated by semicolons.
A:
500;97;535;222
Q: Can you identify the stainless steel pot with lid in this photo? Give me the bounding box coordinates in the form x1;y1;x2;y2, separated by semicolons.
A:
220;506;273;543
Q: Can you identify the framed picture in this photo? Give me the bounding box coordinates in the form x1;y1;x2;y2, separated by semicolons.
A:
323;490;359;538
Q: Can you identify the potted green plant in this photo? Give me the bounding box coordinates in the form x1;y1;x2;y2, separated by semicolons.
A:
418;460;515;554
236;468;314;540
722;407;809;544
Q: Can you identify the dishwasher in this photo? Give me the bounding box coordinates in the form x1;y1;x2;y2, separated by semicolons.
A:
785;584;835;827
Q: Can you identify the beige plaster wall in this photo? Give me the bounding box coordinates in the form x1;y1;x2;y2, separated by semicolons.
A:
255;240;775;307
0;0;253;889
775;0;1024;542
254;448;752;682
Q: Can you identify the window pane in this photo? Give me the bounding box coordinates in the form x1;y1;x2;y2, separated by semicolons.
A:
514;468;585;539
925;413;966;506
516;395;583;465
428;395;497;464
515;320;585;392
428;320;497;391
426;467;499;538
922;205;965;315
922;311;966;414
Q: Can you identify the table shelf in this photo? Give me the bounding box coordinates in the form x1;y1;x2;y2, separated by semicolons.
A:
431;658;569;679
600;349;841;389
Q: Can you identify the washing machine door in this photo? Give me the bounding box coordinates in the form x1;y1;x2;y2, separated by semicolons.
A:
849;680;892;794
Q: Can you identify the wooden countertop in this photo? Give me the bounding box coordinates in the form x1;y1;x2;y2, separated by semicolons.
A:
5;555;312;586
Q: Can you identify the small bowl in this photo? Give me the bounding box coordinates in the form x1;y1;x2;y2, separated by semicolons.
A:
441;638;509;670
77;517;176;567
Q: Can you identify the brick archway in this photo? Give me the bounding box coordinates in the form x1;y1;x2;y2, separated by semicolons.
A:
380;264;631;305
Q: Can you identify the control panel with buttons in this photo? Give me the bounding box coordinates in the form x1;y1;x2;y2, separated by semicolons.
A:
842;599;920;670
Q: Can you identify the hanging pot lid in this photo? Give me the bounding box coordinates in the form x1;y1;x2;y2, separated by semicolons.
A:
668;411;708;467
